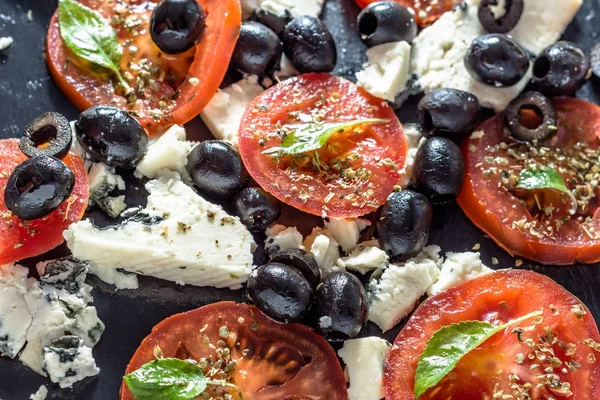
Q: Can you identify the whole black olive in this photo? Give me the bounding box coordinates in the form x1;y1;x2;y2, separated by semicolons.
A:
187;141;249;200
413;137;465;203
313;272;368;341
377;190;432;261
251;8;292;37
20;112;72;159
532;41;591;96
75;105;148;169
357;2;417;47
270;249;321;288
247;263;314;323
232;21;282;76
504;91;558;142
478;0;524;34
464;34;529;87
150;0;206;54
418;89;481;142
4;156;75;220
282;16;337;73
232;187;281;232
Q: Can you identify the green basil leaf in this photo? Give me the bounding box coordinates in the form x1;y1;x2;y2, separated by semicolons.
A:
263;118;389;156
517;166;577;214
414;310;542;398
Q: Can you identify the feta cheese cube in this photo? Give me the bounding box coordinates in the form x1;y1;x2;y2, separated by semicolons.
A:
324;218;371;253
305;229;342;277
338;244;389;275
136;125;193;182
428;251;492;295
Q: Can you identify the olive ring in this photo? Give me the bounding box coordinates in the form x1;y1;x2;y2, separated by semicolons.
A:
504;91;558;142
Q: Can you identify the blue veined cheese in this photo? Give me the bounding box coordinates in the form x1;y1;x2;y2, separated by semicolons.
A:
87;162;127;218
324;218;371;254
0;264;35;358
136;125;193;182
42;336;99;389
36;257;92;315
65;171;256;290
264;224;305;257
337;243;389;275
356;41;412;102
428;251;492;295
29;385;48;400
338;337;391;400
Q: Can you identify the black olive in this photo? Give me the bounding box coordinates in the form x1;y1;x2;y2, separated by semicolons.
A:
19;112;72;159
150;0;206;54
478;0;524;34
464;34;529;87
504;91;558;142
232;187;281;232
418;89;481;142
282;16;337;73
75;105;148;169
270;249;321;288
413;137;465;202
357;2;417;47
232;21;282;76
247;263;314;323
532;41;591;96
251;8;292;37
186;141;249;200
4;156;75;220
377;190;432;261
313;272;368;341
591;42;600;79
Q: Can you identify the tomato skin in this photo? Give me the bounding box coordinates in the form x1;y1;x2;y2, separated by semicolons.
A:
458;97;600;265
384;269;600;400
120;302;348;400
238;73;407;218
353;0;460;26
0;139;89;264
46;0;241;134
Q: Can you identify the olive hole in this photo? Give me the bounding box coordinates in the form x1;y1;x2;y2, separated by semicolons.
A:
518;106;544;130
421;110;434;132
533;56;551;79
359;12;378;36
31;125;58;149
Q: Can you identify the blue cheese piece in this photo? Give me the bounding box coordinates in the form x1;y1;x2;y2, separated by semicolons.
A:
65;171;255;290
338;337;391;400
428;251;492;295
29;385;48;400
36;258;92;315
42;336;99;389
0;264;35;358
398;124;424;188
136;125;193;182
264;224;305;257
88;162;127;218
324;218;371;254
337;244;389;275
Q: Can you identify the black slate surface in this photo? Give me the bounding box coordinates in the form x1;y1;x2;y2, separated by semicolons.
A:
1;0;600;399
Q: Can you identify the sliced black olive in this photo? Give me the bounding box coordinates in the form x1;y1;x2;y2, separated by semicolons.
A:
464;34;529;87
20;112;72;159
478;0;524;34
377;190;432;261
232;187;281;232
150;0;206;54
282;16;337;73
591;42;600;79
75;105;148;169
232;21;282;76
251;8;292;37
187;141;249;200
413;137;465;202
532;41;591;96
247;263;314;323
313;272;368;341
4;156;75;220
504;91;558;142
357;1;417;47
270;249;321;289
418;89;481;142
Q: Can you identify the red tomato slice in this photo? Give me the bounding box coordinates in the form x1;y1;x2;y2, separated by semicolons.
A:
46;0;241;134
384;269;600;399
458;97;600;265
120;302;348;400
238;73;407;218
0;139;89;264
353;0;461;27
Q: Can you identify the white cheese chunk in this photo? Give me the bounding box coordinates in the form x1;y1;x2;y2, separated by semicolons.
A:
274;54;300;81
200;75;264;148
0;36;13;51
398;124;424;188
305;229;342;278
29;385;48;400
356;41;412;102
87;162;127;218
324;218;370;253
338;337;391;400
261;0;324;18
136;125;193;182
264;224;305;257
338;243;389;275
428;251;492;295
43;337;99;389
65;171;255;290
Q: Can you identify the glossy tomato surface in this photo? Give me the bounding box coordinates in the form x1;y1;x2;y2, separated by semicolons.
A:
46;0;241;133
120;302;348;400
385;269;600;399
238;73;406;218
0;139;89;264
353;0;460;26
458;98;600;265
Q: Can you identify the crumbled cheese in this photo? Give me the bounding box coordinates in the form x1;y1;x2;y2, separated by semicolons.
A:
428;251;492;295
338;337;390;400
29;385;48;400
398;124;424;188
136;125;193;182
324;218;371;253
261;0;324;18
265;224;305;256
305;228;342;278
338;243;389;275
87;162;127;218
0;36;13;51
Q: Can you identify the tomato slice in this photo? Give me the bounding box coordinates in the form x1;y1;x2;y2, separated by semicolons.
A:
353;0;460;27
46;0;241;134
384;269;600;399
458;98;600;265
238;73;407;218
120;302;348;400
0;139;89;264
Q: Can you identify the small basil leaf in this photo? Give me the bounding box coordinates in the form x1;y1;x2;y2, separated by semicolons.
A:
516;166;577;214
414;310;542;398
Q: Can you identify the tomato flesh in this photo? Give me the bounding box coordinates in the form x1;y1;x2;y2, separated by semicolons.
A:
353;0;460;26
384;269;600;399
120;302;348;400
238;73;407;218
0;139;89;264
